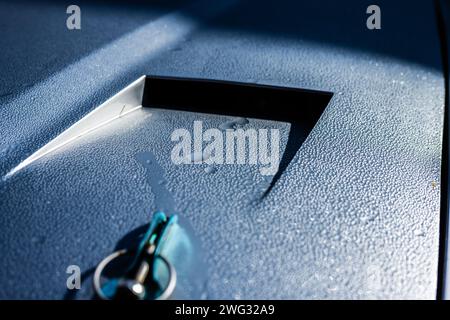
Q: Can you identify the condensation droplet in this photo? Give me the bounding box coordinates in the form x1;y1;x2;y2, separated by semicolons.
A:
219;117;249;130
204;166;217;174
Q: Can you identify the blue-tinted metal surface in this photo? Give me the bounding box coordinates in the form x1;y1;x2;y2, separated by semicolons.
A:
0;0;445;299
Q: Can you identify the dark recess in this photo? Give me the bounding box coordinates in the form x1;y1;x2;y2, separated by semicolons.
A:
143;76;333;196
434;0;449;300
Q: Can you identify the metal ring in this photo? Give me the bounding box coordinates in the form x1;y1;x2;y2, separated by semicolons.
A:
93;249;177;300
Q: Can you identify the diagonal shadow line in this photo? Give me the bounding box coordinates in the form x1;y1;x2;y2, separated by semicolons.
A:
262;121;305;198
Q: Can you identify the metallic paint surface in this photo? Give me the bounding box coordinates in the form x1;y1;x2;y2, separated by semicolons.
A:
0;0;445;299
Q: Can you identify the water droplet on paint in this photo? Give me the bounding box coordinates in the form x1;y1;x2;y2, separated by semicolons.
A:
187;150;211;164
219;117;249;130
204;166;217;174
360;215;375;223
31;236;46;244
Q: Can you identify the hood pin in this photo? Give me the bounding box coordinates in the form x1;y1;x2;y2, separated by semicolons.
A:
93;212;177;300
